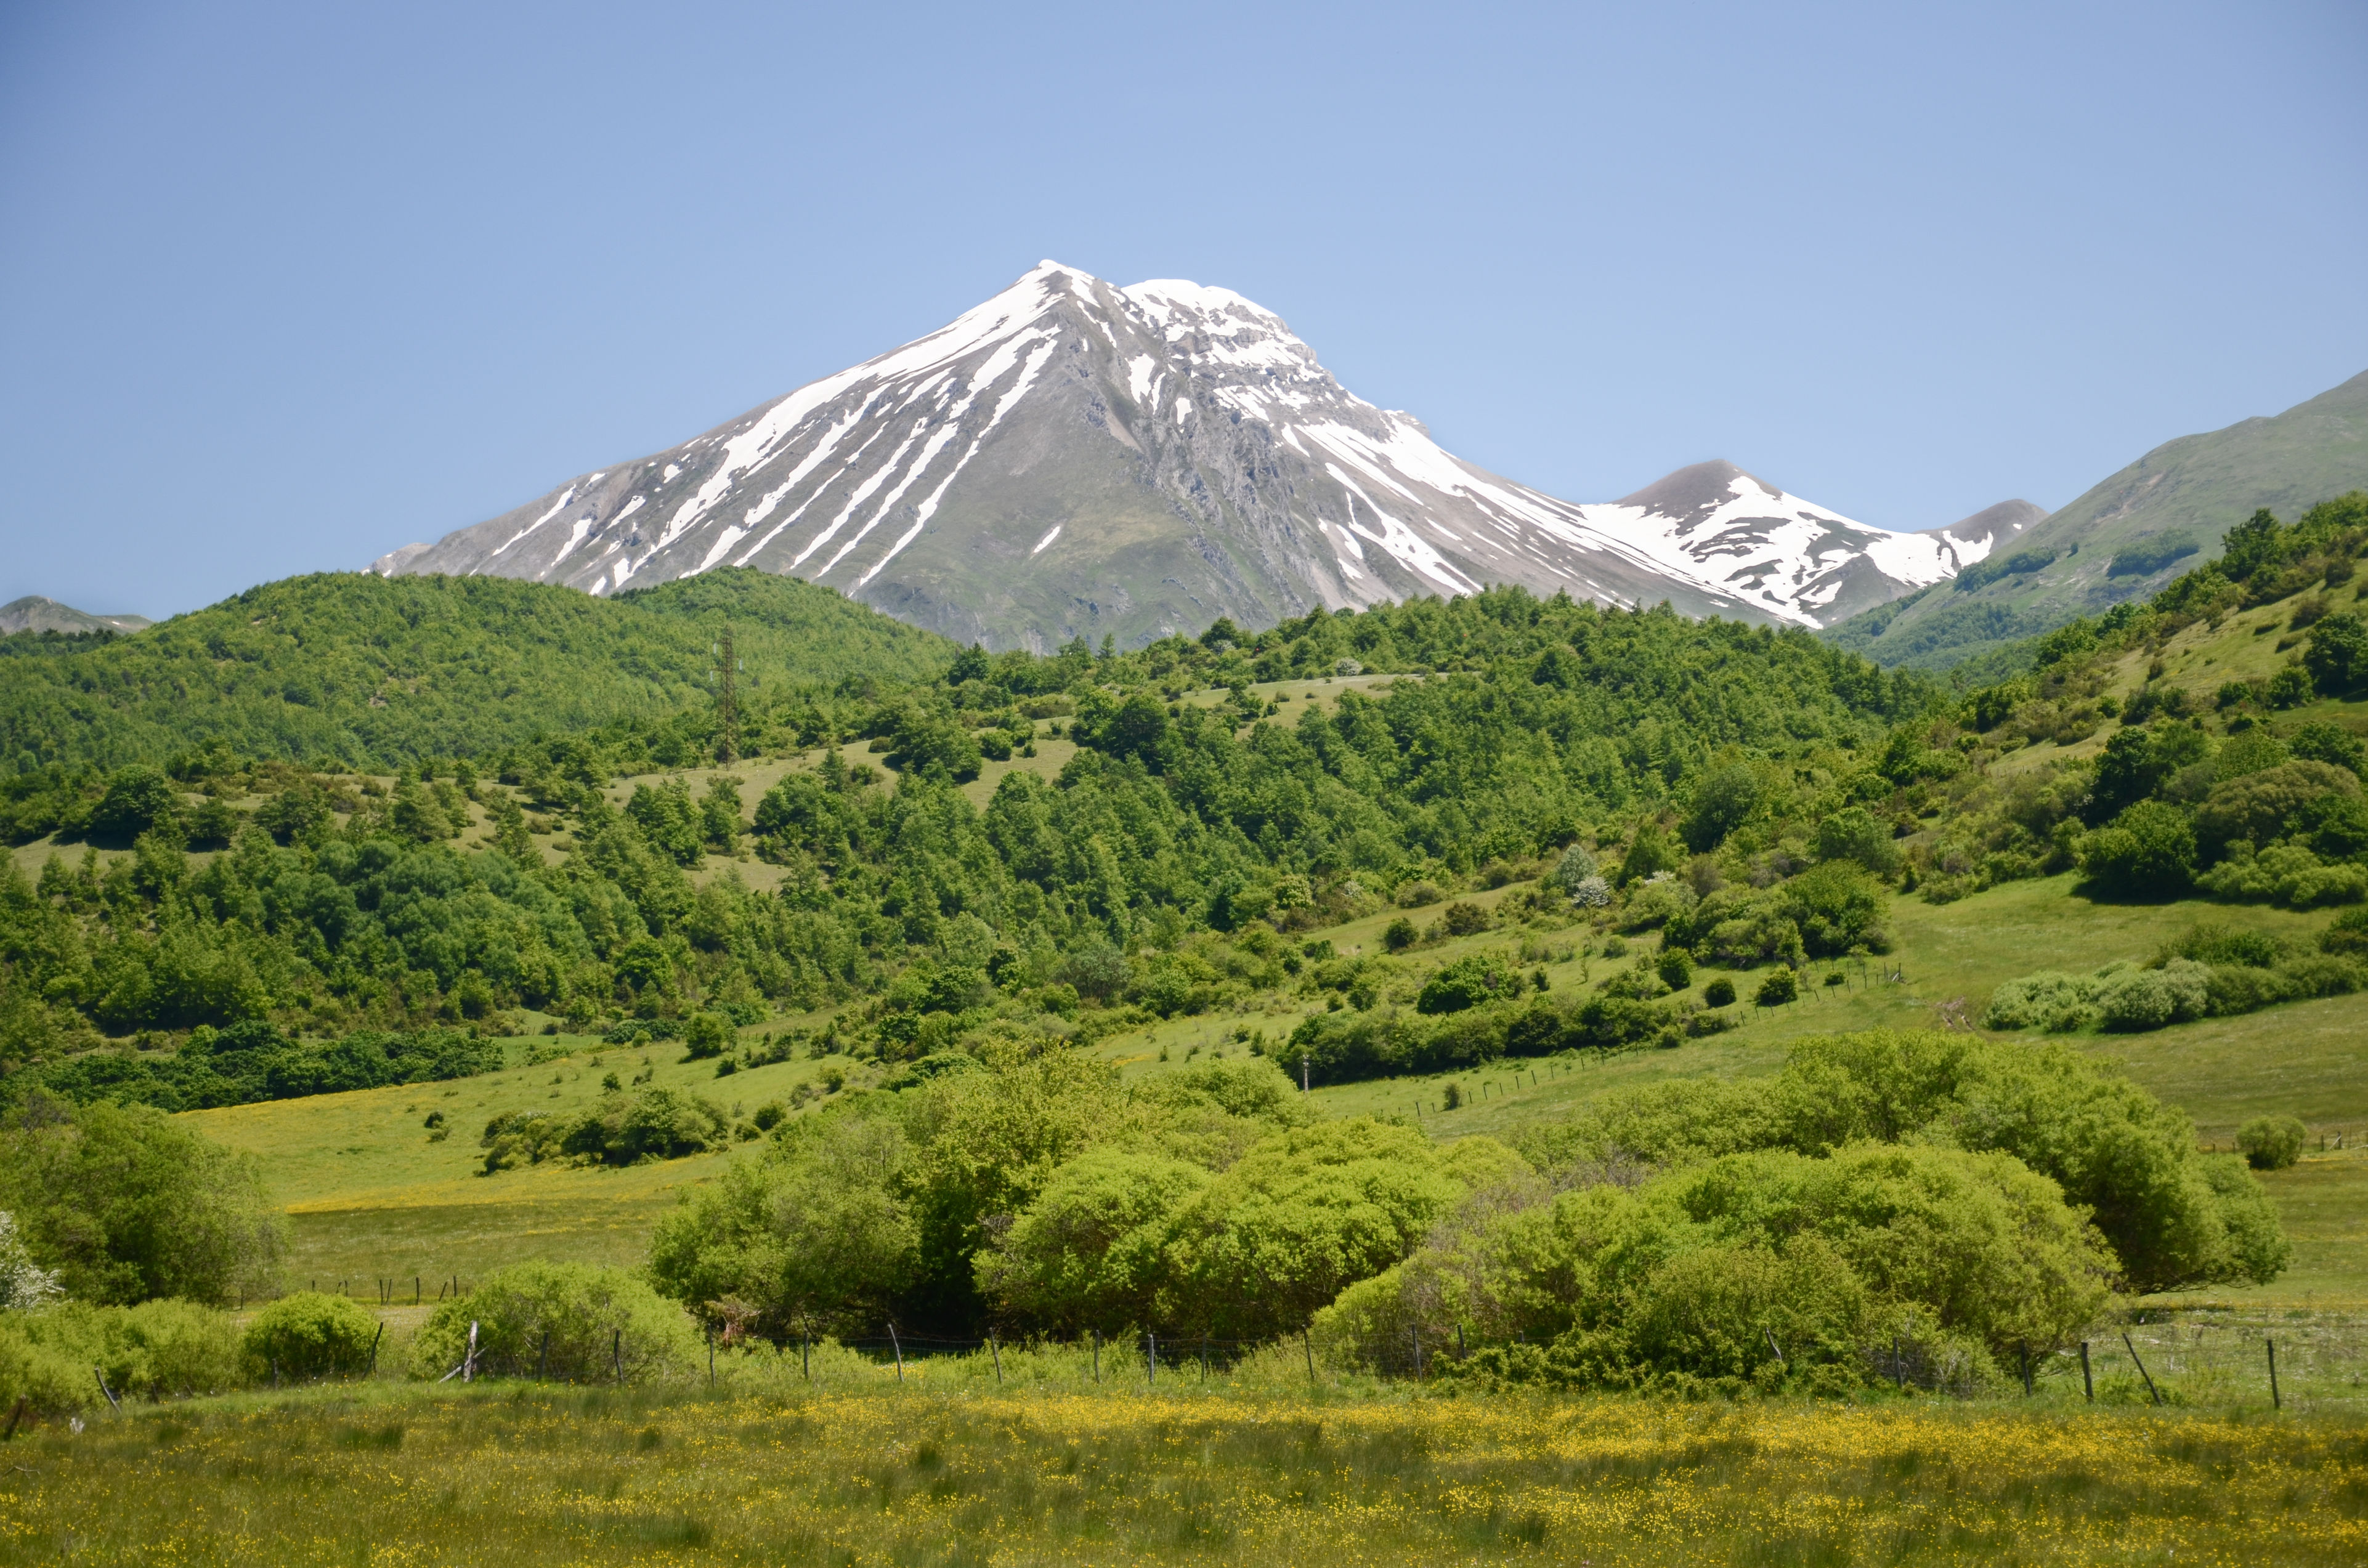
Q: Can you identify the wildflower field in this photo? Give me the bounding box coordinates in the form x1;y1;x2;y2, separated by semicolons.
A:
5;1370;2366;1568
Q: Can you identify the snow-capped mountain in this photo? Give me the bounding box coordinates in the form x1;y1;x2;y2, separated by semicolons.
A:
376;262;2026;650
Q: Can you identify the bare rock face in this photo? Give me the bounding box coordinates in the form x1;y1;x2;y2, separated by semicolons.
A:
381;263;2017;650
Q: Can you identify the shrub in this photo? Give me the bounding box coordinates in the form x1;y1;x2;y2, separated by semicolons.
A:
2289;721;2367;775
1702;977;1736;1008
2093;960;2212;1032
1547;844;1599;894
1521;1030;2289;1294
1656;950;1694;990
1162;1119;1473;1340
1440;902;1490;937
2107;532;2200;578
1981;972;2098;1032
89;765;180;843
2325;906;2368;956
681;1012;734;1060
2079;801;2197;899
1622;875;1697;929
412;1263;699;1382
2304;611;2368;693
1416;953;1523;1015
1382;917;1417;952
2195;761;2358;859
973;1147;1209;1332
2197;843;2368;908
0;1299;245;1414
2237;1115;2308;1171
0;1096;288;1306
2267;664;2315;708
1755;969;1799;1006
243;1290;383;1381
0;1211;60;1311
1813;807;1901;875
561;1089;728;1165
1777;861;1891;956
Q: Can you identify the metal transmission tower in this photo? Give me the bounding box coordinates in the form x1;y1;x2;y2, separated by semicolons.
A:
712;624;744;763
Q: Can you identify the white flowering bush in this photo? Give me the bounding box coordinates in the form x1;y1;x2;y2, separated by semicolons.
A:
0;1213;60;1313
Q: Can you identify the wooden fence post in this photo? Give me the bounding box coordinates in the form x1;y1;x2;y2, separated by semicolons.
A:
1146;1333;1156;1386
2267;1338;2281;1411
613;1330;622;1385
1304;1331;1315;1384
369;1323;385;1378
889;1324;904;1383
2079;1341;2093;1402
2122;1332;2161;1406
991;1333;1002;1385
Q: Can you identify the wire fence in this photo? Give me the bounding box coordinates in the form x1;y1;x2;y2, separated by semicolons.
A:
261;1280;2368;1411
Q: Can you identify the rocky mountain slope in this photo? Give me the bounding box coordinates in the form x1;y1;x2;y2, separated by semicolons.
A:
378;262;2024;650
1830;368;2368;669
0;597;152;636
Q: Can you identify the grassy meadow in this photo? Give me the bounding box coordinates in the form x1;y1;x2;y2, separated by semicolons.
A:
5;1373;2364;1567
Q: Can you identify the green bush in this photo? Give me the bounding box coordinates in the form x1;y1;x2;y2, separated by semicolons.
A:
481;1087;728;1173
2094;960;2212;1032
1162;1119;1475;1340
1813;807;1900;875
973;1147;1210;1332
2237;1114;2308;1171
1656;949;1694;990
2325;906;2368;956
681;1012;735;1061
1329;1140;2110;1396
1416;953;1522;1015
2080;801;2197;899
1982;971;2098;1032
1382;917;1417;952
1702;977;1735;1008
2196;842;2368;908
1519;1030;2289;1295
0;1298;244;1413
243;1291;383;1381
647;1109;921;1337
1754;969;1798;1006
412;1262;699;1383
0;1096;287;1306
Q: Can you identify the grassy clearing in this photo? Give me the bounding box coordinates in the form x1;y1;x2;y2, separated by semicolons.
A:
5;1376;2364;1567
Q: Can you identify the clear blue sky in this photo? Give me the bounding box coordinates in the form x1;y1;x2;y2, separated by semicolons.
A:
3;0;2364;618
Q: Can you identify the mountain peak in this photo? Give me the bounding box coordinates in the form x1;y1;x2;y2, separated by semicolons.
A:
0;596;152;636
375;267;1979;647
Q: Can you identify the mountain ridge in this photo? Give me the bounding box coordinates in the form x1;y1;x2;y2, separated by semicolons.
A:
376;263;2023;650
0;597;153;636
1830;368;2368;669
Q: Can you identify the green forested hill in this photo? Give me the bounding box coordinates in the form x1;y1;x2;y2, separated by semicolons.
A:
0;569;957;770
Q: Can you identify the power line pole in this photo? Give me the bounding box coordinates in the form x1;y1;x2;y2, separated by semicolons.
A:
713;623;741;764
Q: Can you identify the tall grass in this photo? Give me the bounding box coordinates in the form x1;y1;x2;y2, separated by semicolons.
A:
6;1375;2365;1566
